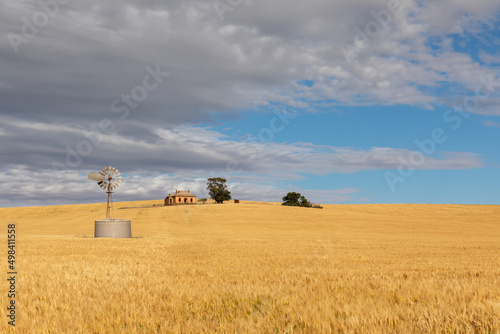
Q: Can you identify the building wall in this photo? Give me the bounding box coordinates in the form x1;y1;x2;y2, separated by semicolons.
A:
164;196;197;205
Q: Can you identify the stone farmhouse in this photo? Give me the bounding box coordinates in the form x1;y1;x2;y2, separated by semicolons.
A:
164;190;197;205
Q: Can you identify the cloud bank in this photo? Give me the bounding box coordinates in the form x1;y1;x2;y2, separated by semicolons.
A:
1;0;498;206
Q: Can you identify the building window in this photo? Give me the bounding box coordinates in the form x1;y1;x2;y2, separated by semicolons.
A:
191;198;193;203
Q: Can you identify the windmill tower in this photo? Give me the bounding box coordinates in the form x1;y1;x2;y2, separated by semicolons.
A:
88;166;131;238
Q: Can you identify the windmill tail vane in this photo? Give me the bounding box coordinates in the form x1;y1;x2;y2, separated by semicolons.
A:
88;166;122;219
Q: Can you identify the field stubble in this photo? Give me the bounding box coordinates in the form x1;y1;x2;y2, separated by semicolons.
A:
0;201;499;333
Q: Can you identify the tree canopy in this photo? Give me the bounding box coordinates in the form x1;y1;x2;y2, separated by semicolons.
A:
282;192;311;207
207;177;231;204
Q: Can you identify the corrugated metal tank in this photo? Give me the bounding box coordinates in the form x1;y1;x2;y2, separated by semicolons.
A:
94;219;132;238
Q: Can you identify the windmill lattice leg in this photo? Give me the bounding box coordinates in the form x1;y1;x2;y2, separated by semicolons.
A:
106;192;114;219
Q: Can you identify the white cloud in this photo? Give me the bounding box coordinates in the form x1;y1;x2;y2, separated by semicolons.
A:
3;0;500;121
482;120;500;128
479;51;500;65
0;123;484;206
0;166;360;207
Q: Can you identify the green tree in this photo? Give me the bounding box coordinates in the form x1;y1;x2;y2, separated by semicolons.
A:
200;198;207;204
300;195;312;208
282;192;311;207
282;192;301;206
206;177;231;204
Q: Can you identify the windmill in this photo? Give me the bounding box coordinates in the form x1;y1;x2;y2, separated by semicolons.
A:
88;166;122;219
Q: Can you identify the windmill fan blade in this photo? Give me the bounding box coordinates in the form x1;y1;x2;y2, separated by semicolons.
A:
115;172;121;177
88;172;105;182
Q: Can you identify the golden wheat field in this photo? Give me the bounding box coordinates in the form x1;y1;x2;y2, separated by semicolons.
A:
1;200;499;333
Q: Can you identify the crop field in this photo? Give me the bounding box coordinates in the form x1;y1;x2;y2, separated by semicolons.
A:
1;200;499;333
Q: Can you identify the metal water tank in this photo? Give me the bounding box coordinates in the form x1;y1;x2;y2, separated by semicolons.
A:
94;219;132;238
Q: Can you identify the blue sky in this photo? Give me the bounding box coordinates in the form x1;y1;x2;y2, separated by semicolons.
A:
1;0;500;206
207;100;500;204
